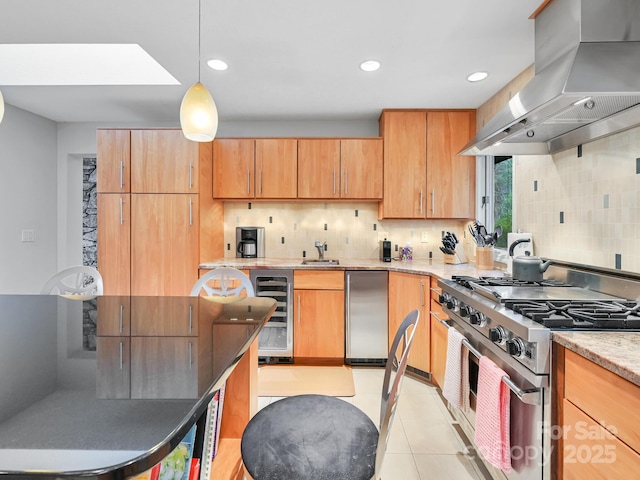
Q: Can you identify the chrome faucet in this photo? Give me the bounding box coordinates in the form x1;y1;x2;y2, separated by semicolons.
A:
314;241;326;260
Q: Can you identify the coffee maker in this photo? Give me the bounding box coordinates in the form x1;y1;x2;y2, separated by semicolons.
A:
236;227;265;258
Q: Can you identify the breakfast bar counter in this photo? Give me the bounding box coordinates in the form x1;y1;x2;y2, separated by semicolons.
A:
0;294;276;479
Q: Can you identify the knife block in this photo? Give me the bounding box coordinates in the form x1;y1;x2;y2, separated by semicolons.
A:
475;247;494;270
444;247;468;264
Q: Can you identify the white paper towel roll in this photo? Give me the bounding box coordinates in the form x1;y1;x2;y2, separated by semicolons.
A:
506;233;533;274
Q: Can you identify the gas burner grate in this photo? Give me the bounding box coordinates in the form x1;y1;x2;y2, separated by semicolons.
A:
504;299;640;329
451;275;569;289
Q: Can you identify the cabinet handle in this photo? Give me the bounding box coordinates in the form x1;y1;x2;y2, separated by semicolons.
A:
189;161;194;189
419;189;423;215
189;197;193;225
344;171;348;195
431;189;435;214
119;304;124;333
333;170;337;195
259;169;263;195
119;197;124;225
188;341;193;369
119;341;124;370
119;161;125;189
247;170;251;195
297;295;301;324
420;281;425;308
189;304;193;333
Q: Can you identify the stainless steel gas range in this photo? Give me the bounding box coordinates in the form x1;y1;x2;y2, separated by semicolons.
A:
437;263;640;480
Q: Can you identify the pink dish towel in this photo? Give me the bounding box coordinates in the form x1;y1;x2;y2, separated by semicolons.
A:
474;356;512;473
442;327;470;412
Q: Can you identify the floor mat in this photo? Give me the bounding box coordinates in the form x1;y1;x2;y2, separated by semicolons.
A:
258;365;356;397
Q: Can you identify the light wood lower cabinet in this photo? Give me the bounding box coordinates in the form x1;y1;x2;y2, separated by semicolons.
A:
293;271;345;362
97;194;131;295
388;271;429;373
96;337;130;399
556;346;640;478
429;276;448;388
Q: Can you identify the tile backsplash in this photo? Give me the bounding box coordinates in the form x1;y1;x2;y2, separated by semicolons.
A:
514;124;640;273
223;202;471;260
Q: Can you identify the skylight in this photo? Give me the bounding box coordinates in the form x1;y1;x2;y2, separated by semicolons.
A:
0;44;180;85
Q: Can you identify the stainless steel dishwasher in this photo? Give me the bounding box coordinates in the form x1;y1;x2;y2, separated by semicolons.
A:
345;271;388;366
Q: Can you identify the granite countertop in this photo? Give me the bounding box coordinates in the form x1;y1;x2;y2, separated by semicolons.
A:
199;257;506;280
553;331;640;387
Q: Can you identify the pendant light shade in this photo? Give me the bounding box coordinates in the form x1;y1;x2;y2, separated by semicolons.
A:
0;90;5;124
180;82;218;142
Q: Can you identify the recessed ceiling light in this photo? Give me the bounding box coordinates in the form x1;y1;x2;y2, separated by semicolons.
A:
467;71;488;82
0;44;179;85
207;59;228;71
360;60;381;72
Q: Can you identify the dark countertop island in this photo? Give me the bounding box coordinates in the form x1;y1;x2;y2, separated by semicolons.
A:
0;294;276;479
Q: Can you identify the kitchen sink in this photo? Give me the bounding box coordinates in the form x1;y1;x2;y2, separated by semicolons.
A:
301;259;340;265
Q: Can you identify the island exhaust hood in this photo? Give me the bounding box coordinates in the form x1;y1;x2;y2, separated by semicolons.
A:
459;0;640;156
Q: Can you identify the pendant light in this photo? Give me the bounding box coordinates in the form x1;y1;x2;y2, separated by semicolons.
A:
180;0;218;142
0;89;5;124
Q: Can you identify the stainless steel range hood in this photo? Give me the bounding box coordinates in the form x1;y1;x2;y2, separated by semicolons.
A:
459;0;640;156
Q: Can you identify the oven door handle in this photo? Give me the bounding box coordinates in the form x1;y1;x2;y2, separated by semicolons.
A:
438;319;542;406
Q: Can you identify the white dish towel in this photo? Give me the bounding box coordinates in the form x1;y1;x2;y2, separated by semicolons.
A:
442;327;470;412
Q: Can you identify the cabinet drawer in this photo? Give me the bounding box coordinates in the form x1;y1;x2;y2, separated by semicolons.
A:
565;349;640;454
130;297;199;336
294;270;344;290
562;399;640;479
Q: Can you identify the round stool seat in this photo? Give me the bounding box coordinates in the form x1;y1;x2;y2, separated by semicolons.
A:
241;394;379;480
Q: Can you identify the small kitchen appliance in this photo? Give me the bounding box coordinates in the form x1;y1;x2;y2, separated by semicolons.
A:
236;226;265;258
379;240;391;262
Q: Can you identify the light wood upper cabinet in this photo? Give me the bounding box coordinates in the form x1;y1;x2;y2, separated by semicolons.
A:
212;139;256;199
131;130;199;193
131;194;199;296
297;139;342;199
97;130;130;193
426;111;476;219
380;112;427;218
340;138;383;199
379;110;476;219
97;194;131;295
255;138;298;198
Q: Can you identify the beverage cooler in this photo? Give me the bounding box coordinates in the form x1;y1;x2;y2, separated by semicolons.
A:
250;269;294;363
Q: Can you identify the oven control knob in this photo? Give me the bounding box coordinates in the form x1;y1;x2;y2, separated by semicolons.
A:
459;305;473;317
438;293;448;304
469;311;486;327
445;297;459;310
507;338;525;358
489;326;507;345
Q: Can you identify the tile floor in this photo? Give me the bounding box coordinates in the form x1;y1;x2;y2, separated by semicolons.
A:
257;367;492;480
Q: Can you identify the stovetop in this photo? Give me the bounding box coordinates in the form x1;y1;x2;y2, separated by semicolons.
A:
450;275;638;331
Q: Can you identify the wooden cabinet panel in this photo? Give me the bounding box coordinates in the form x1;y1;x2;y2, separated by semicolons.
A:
97;296;131;336
96;337;130;399
426;111;476;219
388;271;429;373
212;139;256;199
380;112;427;218
562;399;640;479
131;194;199;296
97;130;130;193
255;138;297;198
131;297;199;336
97;194;131;295
297;139;341;199
130;337;198;399
293;270;344;290
430;308;448;388
340;138;383;199
564;349;640;454
293;289;345;360
131;130;199;193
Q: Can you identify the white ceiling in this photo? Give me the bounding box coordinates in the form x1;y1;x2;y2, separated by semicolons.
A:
0;0;542;124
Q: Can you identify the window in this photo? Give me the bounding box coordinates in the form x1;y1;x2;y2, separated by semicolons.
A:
477;156;513;250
